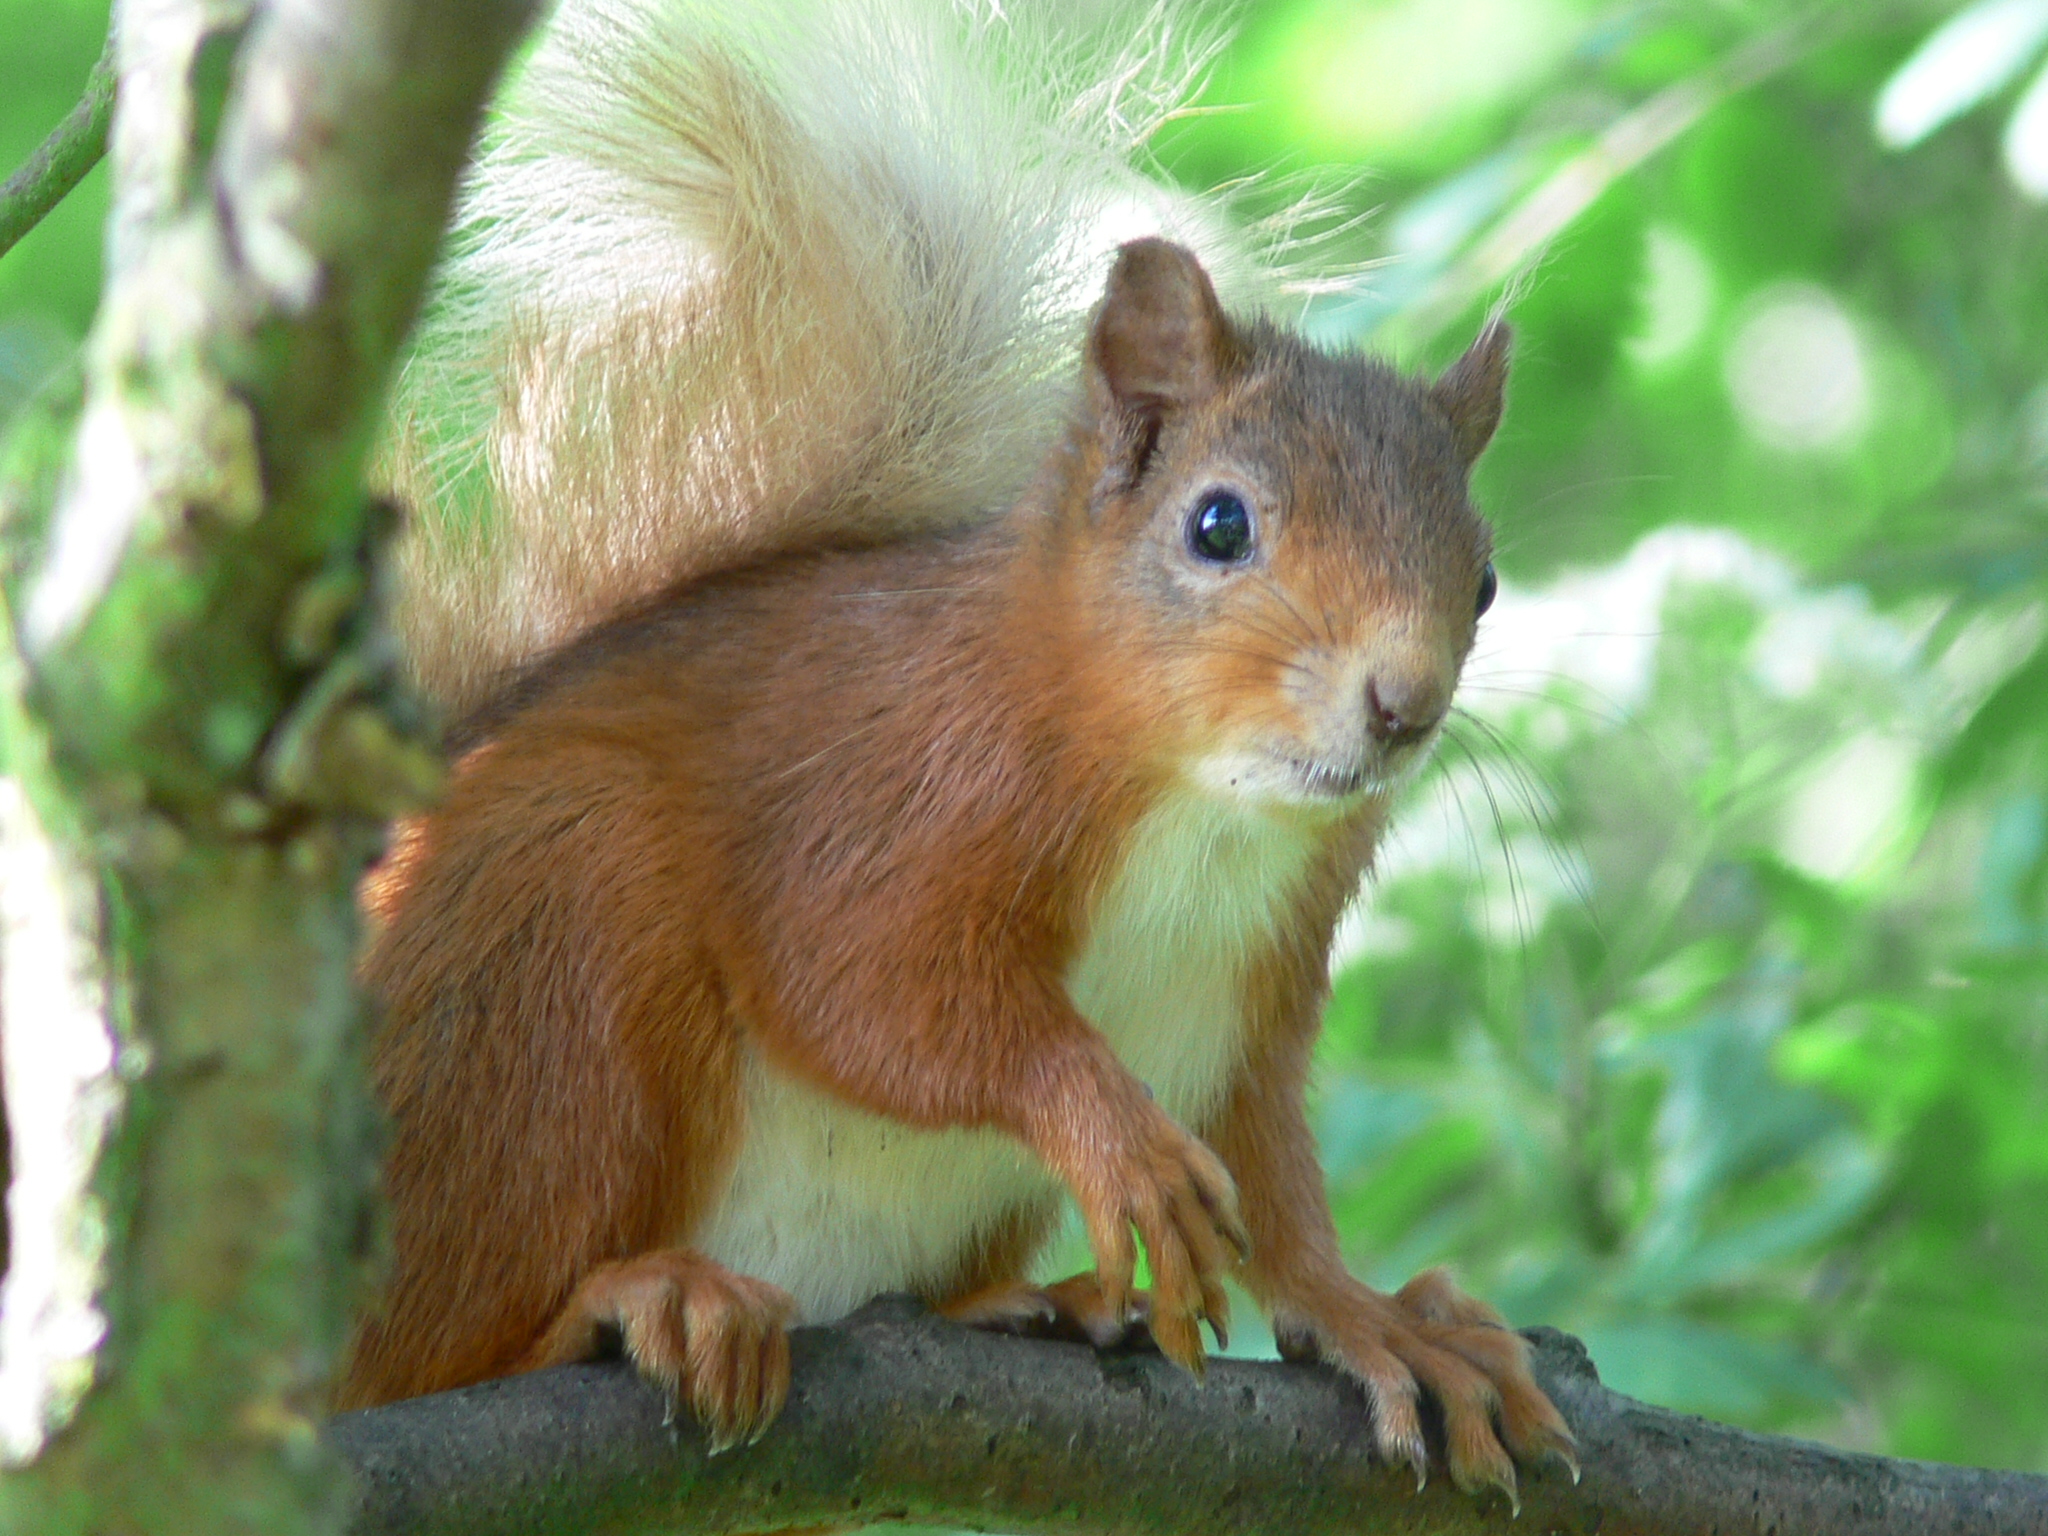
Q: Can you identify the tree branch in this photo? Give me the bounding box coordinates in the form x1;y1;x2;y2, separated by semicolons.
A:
329;1296;2048;1536
0;34;115;264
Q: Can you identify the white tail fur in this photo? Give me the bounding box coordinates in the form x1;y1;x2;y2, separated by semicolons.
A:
383;0;1258;712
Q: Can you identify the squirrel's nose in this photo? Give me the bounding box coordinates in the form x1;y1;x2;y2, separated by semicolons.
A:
1365;675;1446;747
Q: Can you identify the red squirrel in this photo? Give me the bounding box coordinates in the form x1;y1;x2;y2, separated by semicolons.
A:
338;0;1575;1501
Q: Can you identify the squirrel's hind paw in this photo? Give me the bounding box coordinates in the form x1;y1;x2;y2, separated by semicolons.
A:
942;1271;1184;1352
521;1249;796;1452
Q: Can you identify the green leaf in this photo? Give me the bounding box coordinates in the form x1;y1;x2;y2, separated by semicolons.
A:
1937;638;2048;797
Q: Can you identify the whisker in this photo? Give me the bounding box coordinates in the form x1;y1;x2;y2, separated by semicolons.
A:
1479;630;1664;643
1236;609;1317;656
1237;598;1320;656
1433;738;1495;895
1153;639;1308;674
827;587;963;600
1507;473;1674;518
1258;575;1335;652
1449;710;1604;938
1440;725;1536;964
1458;657;1650;731
1456;683;1631;730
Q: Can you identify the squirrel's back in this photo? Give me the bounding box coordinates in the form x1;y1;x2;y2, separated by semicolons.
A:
383;0;1267;713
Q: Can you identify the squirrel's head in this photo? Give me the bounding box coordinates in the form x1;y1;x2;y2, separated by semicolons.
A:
1062;238;1504;815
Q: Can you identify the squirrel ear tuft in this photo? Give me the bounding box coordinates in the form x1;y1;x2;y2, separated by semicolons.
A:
1088;239;1233;421
1431;320;1513;463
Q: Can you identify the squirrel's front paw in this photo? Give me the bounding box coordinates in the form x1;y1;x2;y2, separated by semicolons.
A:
1057;1099;1250;1375
521;1249;797;1452
1275;1267;1576;1507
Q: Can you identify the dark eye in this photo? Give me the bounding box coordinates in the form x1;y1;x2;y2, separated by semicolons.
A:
1188;490;1254;564
1475;561;1498;618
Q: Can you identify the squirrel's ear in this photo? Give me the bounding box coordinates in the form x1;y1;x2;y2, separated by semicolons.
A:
1431;320;1513;463
1088;238;1233;422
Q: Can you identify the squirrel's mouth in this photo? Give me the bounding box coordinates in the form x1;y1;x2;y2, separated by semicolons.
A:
1191;742;1399;808
1279;754;1374;800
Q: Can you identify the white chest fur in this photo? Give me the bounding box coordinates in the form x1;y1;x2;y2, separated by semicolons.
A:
694;788;1322;1321
1063;788;1322;1127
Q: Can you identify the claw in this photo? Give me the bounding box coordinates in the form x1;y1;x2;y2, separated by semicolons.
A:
1155;1339;1207;1381
1100;1272;1131;1325
1222;1215;1253;1265
1526;1420;1580;1484
1198;1278;1232;1352
1387;1435;1427;1493
1499;1468;1522;1517
1084;1310;1131;1349
1454;1453;1520;1513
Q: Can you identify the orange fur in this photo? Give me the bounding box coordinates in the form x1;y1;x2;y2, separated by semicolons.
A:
340;238;1570;1495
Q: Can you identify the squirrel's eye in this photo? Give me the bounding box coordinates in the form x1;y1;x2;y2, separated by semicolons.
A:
1189;490;1254;564
1475;561;1498;618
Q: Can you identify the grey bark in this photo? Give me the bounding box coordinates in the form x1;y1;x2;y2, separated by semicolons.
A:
330;1296;2048;1536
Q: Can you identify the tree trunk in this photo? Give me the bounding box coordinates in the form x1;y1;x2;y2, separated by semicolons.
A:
0;1;536;1530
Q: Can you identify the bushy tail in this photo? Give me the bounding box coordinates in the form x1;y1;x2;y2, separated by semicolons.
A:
383;0;1255;712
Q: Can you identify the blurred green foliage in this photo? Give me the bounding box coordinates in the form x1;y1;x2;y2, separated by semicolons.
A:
4;0;2044;1481
1162;0;2048;1473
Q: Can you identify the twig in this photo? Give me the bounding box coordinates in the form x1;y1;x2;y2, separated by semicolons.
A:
0;34;116;263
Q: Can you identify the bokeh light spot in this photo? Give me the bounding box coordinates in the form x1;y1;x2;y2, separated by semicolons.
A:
1627;226;1716;369
1274;0;1574;161
1723;284;1871;452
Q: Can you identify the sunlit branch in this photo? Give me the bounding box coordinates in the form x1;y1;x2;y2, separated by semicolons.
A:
1405;18;1814;340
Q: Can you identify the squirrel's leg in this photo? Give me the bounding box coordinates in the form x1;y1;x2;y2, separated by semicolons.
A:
494;953;797;1446
340;931;773;1428
1208;973;1577;1502
341;758;786;1439
1012;1032;1249;1373
753;965;1248;1375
